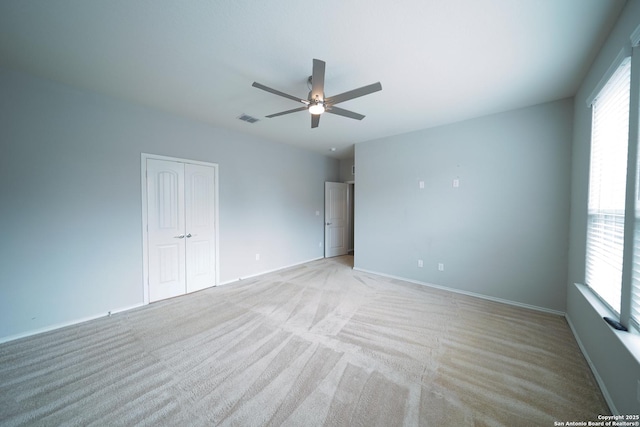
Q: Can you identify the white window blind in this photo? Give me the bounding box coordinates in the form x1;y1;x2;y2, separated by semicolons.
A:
630;47;640;326
586;57;631;314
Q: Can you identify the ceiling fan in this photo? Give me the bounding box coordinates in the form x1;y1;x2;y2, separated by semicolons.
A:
252;59;382;128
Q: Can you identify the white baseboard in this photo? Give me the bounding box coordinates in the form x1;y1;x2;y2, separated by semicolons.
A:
219;256;325;286
565;313;617;414
353;267;565;316
0;303;144;345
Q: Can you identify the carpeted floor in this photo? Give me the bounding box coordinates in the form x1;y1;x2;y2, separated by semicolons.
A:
0;256;609;426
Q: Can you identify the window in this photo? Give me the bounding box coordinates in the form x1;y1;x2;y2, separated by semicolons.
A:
586;56;631;315
631;113;640;328
632;216;640;326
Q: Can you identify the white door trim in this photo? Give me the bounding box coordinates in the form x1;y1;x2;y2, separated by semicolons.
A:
141;153;220;304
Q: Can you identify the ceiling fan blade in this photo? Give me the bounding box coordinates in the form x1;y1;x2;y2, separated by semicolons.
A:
311;59;326;100
325;82;382;105
265;106;308;118
311;114;321;128
326;106;365;120
252;82;308;104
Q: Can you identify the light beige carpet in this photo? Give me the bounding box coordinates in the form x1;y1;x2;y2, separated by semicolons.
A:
0;256;609;426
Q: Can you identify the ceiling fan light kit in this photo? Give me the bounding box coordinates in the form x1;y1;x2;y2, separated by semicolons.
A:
308;100;325;115
252;58;382;128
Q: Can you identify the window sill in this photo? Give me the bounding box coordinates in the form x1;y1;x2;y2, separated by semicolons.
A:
574;283;640;365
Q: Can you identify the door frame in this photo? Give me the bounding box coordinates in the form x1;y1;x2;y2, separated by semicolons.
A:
141;153;220;304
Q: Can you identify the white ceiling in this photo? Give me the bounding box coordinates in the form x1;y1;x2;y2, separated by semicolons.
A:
0;0;626;159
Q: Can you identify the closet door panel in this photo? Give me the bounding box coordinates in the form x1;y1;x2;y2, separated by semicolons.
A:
147;159;186;302
185;163;216;293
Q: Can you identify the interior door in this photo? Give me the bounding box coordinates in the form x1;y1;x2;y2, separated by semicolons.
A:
147;159;186;302
185;163;217;293
325;182;348;258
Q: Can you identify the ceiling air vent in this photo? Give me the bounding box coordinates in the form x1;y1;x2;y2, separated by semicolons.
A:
238;113;259;124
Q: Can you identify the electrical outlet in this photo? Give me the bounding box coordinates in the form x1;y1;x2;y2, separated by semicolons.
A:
418;259;424;268
453;179;460;188
419;180;425;189
255;253;260;261
438;263;445;271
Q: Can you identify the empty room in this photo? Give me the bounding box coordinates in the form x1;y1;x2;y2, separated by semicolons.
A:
1;0;640;425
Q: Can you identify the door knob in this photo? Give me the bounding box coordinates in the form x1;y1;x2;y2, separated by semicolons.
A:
174;234;185;239
326;222;332;226
186;233;192;238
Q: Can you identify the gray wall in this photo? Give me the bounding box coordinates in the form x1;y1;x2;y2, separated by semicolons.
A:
339;158;355;182
567;0;640;414
0;67;339;342
354;98;573;312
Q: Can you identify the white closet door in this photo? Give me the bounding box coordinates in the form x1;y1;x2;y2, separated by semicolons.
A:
185;163;217;293
147;159;186;302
